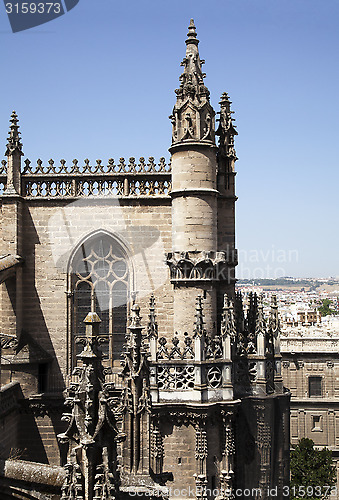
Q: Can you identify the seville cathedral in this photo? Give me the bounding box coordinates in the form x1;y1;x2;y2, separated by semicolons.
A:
0;20;290;500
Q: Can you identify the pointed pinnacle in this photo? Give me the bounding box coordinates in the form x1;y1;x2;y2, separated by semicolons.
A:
194;295;205;337
10;110;19;126
186;19;199;46
6;110;23;156
147;294;158;338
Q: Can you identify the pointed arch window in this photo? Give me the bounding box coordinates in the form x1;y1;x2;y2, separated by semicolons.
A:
69;234;130;369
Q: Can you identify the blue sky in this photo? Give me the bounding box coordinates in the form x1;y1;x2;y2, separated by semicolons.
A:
0;0;338;279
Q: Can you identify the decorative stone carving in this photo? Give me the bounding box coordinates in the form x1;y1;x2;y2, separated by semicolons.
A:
194;296;205;338
206;366;222;388
221;296;236;342
147;294;158;339
157;365;195;390
5;111;23;157
195;422;208;461
58;312;121;500
150;417;164;475
194;474;208;500
166;250;236;282
157;337;170;359
156;333;194;360
169;20;215;146
182;332;195;359
205;335;223;359
216;92;238;160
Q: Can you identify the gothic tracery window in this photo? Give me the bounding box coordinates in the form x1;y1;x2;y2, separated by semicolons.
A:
69;234;130;368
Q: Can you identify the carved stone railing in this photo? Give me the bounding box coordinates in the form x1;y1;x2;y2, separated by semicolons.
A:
0;157;172;198
148;332;233;402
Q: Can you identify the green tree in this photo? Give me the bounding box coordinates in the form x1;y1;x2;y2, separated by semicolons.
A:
318;299;335;317
290;438;336;500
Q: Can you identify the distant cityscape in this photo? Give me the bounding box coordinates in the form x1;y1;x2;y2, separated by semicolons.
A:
236;276;339;327
236;276;339;486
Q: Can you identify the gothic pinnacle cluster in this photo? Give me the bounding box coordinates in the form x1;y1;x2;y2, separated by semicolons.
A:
169;19;215;145
58;313;121;500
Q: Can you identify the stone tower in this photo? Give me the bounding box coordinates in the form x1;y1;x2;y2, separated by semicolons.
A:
0;20;290;500
168;19;237;338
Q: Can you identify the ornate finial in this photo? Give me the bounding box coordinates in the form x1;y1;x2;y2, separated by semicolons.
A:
194;296;205;337
147;294;158;338
76;312;102;359
255;295;266;336
216;92;237;159
247;292;258;334
234;292;244;332
10;110;18;126
169;20;215;146
221;294;236;341
186;19;199;45
130;303;142;328
268;295;280;338
5;110;23;157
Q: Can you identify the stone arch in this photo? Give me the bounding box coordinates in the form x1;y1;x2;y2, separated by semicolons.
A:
67;229;134;369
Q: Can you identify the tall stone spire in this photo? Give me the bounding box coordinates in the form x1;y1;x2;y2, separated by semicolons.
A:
169;19;215;145
4;111;23;195
5;111;23;157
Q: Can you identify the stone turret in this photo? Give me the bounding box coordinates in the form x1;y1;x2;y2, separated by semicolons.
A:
168;20;236;337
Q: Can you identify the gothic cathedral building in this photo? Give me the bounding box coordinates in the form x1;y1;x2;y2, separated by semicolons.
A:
0;20;290;500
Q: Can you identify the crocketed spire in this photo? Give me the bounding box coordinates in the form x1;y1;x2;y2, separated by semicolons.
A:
5;111;23;157
216;92;237;160
169;20;215;146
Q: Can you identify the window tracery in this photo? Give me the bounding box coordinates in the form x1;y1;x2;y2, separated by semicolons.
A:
69;234;130;368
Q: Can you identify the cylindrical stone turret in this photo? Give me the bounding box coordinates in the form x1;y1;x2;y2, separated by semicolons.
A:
168;20;219;336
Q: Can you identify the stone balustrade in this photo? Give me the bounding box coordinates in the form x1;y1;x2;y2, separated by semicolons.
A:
0;156;172;198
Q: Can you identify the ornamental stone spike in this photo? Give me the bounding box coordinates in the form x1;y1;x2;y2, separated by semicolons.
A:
5;111;23;157
4;110;23;195
78;311;102;359
58;310;120;500
194;295;205;338
147;294;158;361
221;294;230;338
147;294;158;338
255;295;266;356
269;295;280;337
221;295;232;360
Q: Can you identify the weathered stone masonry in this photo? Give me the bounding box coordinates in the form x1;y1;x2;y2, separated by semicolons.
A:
0;19;289;500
